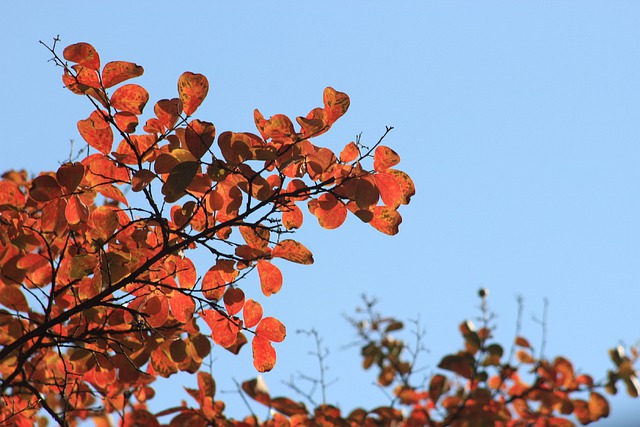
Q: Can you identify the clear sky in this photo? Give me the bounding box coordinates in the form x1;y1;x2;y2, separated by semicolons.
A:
1;2;639;425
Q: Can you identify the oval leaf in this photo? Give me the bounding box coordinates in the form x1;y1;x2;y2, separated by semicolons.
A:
102;61;144;88
178;72;209;116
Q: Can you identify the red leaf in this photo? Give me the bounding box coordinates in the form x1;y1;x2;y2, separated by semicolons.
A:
169;291;195;323
97;185;129;206
0;284;29;312
178;72;209;116
373;146;400;171
202;309;240;348
308;193;347;229
0;180;26;208
223;287;245;316
272;240;313;265
77;110;113;155
110;84;149;115
101;61;144;88
63;42;100;70
355;176;380;209
588;391;610;421
257;260;283;296
56;162;85;193
202;260;237;301
131;169;156;192
252;335;277;372
29;175;62;202
242;377;271;405
255;317;286;342
65;194;89;225
243;299;263;329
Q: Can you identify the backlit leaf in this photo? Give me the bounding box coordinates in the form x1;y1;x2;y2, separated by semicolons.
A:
178;72;209;116
374;172;403;209
243;299;263;329
0;284;29;312
0;180;26;207
255;317;286;342
202;309;240;348
308;193;347;229
281;203;303;230
202;260;237;300
374;146;401;171
429;374;447;403
340;141;360;163
110;84;149;115
63;42;100;70
101;61;144;88
272;240;314;265
323;87;350;125
169;291;195;323
257;260;282;296
131;169;156;192
65;194;89;225
370;206;402;235
77;110;113;155
515;336;531;348
252;335;277;372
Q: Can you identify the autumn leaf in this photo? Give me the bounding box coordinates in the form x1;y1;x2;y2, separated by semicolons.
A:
373;146;400;171
255;317;286;342
63;42;101;70
162;161;200;203
308;193;348;229
257;260;283;296
29;175;62;202
178;72;209;116
77;110;114;155
110;84;149;115
272;240;314;265
243;299;263;329
223;287;245;316
252;335;277;372
101;61;144;88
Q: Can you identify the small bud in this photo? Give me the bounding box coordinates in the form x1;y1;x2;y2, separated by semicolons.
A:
478;288;489;298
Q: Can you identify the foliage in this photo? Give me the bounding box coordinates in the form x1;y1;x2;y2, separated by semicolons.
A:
0;40;636;427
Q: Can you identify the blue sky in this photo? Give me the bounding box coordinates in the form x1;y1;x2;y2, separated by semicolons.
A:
1;2;639;425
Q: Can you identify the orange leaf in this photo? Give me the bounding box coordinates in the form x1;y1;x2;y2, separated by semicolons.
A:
113;112;138;133
373;146;400;171
202;260;237;301
515;336;531;348
178;72;209;116
255;317;286;342
63;42;100;70
252;335;277;372
272;240;313;265
77;110;113;155
588;391;610;421
0;284;29;312
155;98;183;130
65;194;89;225
280;203;303;230
340;141;360;163
429;374;447;403
243;299;263;329
185;119;216;160
202;309;240;348
97;185;129;206
374;172;403;209
110;84;149;115
257;260;283;296
323;87;350;125
370;206;402;235
308;193;347;229
169;291;195;323
131;169;156;192
101;61;144;88
223;287;245;316
0;180;26;207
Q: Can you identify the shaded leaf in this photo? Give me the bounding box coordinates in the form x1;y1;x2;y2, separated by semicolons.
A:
29;175;62;202
223;287;245;316
131;169;156;192
162;161;200;203
438;353;475;379
185;119;215;159
155;98;183;129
